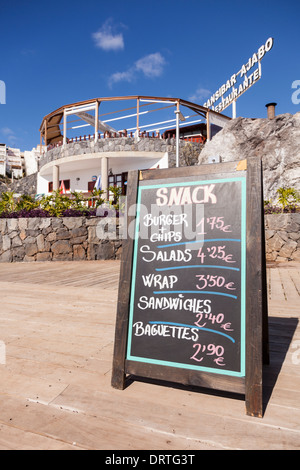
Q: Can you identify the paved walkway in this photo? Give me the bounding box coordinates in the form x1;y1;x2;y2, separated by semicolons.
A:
0;261;299;450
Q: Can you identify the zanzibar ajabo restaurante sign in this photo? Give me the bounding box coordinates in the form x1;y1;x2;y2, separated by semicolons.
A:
203;37;274;114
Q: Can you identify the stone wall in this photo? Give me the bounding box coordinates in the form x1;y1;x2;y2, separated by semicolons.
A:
0;216;122;263
0;213;299;264
40;137;201;169
265;213;300;262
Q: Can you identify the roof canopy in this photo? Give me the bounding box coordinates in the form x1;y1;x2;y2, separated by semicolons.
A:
39;95;231;146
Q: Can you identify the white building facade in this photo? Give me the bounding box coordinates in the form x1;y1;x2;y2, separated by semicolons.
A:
0;144;22;179
0;143;41;179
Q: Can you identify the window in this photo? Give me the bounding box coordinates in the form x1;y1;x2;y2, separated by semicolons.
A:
88;181;95;192
48;180;70;192
108;172;128;196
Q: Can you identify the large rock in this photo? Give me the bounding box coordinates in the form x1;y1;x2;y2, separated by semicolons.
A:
0;181;9;194
198;112;300;201
51;240;71;255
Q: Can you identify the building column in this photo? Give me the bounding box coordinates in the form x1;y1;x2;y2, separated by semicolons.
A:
175;101;180;167
206;110;211;141
53;165;60;191
63;109;67;146
101;157;108;199
95;101;99;142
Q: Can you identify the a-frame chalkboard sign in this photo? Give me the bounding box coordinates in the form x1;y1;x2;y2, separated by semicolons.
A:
111;157;269;418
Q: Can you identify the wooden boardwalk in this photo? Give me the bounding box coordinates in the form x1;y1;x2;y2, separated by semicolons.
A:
0;260;299;450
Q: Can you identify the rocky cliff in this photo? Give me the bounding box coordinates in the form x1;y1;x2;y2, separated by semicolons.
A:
0;173;37;196
199;112;300;201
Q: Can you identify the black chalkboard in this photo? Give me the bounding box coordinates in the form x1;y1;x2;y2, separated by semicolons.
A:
127;176;246;376
112;159;269;418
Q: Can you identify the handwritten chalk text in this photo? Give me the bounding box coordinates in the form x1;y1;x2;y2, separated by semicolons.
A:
156;184;217;206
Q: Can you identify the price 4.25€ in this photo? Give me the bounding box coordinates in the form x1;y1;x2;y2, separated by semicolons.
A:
197;245;236;264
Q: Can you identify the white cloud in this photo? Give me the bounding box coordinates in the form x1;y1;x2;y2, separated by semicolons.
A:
109;52;166;87
135;53;166;78
189;87;212;103
1;127;14;135
92;19;124;51
109;68;135;86
0;127;18;145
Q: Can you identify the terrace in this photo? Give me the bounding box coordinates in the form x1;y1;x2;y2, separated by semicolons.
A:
40;95;230;149
38;96;230;196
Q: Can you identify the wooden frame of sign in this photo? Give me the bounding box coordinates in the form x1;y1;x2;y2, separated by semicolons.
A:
111;157;269;418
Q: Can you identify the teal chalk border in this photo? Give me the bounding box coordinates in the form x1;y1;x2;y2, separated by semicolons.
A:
127;176;246;378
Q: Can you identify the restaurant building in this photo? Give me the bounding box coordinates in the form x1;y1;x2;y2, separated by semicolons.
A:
37;96;230;197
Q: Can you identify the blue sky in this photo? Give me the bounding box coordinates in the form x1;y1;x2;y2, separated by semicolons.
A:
0;0;300;151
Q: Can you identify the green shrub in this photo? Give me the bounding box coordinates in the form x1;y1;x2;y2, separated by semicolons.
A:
70;191;86;212
276;187;300;213
88;188;105;208
16;194;39;212
108;185;122;209
0;191;17;213
39;190;73;217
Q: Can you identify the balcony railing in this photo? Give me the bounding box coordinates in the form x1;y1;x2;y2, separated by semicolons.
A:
45;131;205;153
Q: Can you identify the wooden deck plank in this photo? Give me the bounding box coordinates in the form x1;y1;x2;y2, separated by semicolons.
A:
0;394;217;450
0;261;120;288
0;260;299;450
0;422;80;450
47;382;300;450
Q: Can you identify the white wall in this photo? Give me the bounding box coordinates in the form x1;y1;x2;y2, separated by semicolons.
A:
0;161;5;177
37;153;168;195
24;149;38;176
37;166;100;195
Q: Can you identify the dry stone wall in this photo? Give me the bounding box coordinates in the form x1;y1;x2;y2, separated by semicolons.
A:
0;213;299;264
40;137;201;170
0;217;122;263
265;213;300;262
